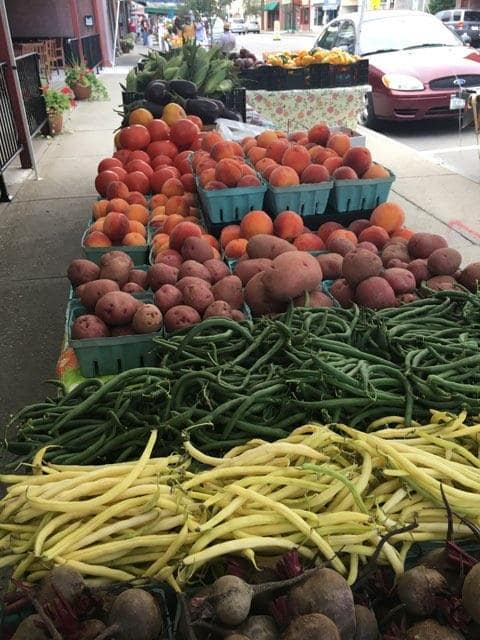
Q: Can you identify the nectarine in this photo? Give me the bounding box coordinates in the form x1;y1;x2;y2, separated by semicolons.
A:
269;166;300;187
240;210;274;239
273;210;304;241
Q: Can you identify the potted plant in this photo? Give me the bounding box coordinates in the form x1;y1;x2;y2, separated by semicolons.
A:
120;34;135;53
41;85;76;135
65;62;109;101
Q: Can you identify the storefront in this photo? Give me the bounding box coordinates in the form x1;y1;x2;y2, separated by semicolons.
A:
310;0;339;29
264;1;279;30
280;0;310;31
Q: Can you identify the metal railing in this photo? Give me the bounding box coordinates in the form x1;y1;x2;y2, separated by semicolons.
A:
64;34;102;70
16;53;48;136
0;61;21;200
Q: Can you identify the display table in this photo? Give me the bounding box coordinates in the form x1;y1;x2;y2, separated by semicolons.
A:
246;85;371;131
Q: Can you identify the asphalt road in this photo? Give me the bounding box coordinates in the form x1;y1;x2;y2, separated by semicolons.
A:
236;33;480;183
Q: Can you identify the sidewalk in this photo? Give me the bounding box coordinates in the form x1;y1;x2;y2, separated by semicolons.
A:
0;67;478;430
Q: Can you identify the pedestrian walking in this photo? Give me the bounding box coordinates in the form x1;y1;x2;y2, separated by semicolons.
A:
195;17;207;46
219;22;236;55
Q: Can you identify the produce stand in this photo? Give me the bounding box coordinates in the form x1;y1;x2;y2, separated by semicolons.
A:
3;46;480;640
246;85;371;131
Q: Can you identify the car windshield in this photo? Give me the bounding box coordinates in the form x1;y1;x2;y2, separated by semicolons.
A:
465;11;480;21
360;15;460;55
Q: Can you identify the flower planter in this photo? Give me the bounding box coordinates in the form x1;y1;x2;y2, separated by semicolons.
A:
71;82;92;100
48;111;63;135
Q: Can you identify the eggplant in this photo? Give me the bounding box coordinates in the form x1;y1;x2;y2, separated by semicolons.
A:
168;80;198;99
222;109;243;122
209;99;226;116
145;80;169;104
142;100;164;118
185;98;222;124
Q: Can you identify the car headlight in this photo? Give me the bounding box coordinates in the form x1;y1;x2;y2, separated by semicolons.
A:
382;74;424;91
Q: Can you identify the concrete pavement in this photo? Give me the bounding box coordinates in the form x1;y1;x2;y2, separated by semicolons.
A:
0;52;478;432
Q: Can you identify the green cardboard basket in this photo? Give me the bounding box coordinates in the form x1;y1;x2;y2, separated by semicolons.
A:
265;181;333;217
81;226;150;266
66;295;161;377
329;168;395;213
196;177;267;224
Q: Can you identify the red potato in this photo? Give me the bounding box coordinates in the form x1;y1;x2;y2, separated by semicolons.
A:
164;305;201;332
128;269;148;288
263;252;322;301
147;263;179;291
348;219;371;236
203;259;230;283
178;260;212;283
122;282;145;294
325;236;357;256
386;258;409;269
245;272;287;317
132;304;163;333
154;285;183;314
231;309;246;321
426;275;458;290
95;291;140;326
182;282;215;314
316;253;343;280
246;234;296;259
458;262;480;292
71;315;110;339
67;259;100;286
342;249;383;287
99;250;133;269
203;300;233;319
408;233;448;259
212;275;244;310
293;290;333;308
427;247;462;276
355;276;397;309
79;279;120;311
383;268;416;294
234;258;273;286
398;292;419;304
177;276;212;293
181;237;214;263
99;259;131;287
408;259;430;286
330;279;354;308
356;241;378;254
154;250;183;269
381;241;410;267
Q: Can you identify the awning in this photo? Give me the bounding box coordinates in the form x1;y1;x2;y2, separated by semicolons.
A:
265;1;279;10
145;5;174;13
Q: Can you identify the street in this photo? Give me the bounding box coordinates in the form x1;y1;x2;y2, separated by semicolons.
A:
235;33;480;184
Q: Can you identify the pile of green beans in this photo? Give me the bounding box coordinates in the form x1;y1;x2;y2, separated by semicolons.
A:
3;290;480;465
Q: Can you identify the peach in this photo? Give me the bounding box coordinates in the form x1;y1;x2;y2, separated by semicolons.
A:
332;167;358;180
150;194;168;209
147;118;170;141
266;139;291;163
197;158;217;173
311;147;338;164
127;204;149;225
220;224;242;249
151;154;174;169
288;130;308;143
162;177;184;198
165;196;190;217
147;140;178;160
107;198;129;214
125;159;154;177
255;158;277;176
98;157;123;173
363;163;390;179
281;145;311;175
92;199;109;219
151;206;167;220
150;215;167;231
248;146;267;164
98;175;127;199
269;166;300;187
174;151;194;175
199;168;216;187
124;171;150;194
370;202;405;233
294;233;325;251
180;172;195;192
211;141;236;161
103;211;130;243
327;133;351;156
123;232;146;246
358;225;390;249
257;130;278;148
205;181;228;190
215;158;242;187
110;166;128;182
191;150;210;170
163;214;185;234
308;123;331;146
237;175;261;187
202;234;221;251
263;164;279;181
317;221;344;242
241;164;256;177
240;210;274;239
150;168;178;194
184;192;197;207
328;229;358;246
127;191;148;206
169;221;203;251
273;210;304;241
202;131;223;152
92;218;105;232
242;136;257;152
129;150;151;164
169;118;200;149
152;233;170;253
323;157;344;175
300;164;330;184
84;230;112;247
231;142;244;157
392;227;415;241
225;238;248;259
342;147;372;177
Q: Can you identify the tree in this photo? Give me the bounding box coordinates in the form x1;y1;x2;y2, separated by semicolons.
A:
244;0;263;18
427;0;455;14
179;0;229;20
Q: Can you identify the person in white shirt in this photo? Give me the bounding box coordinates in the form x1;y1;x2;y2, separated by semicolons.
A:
219;23;236;55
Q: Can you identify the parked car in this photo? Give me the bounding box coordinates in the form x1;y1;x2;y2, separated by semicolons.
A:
436;9;480;47
246;20;260;33
314;10;480;127
231;19;247;34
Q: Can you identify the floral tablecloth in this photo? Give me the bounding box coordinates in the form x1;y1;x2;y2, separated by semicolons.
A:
246;85;371;131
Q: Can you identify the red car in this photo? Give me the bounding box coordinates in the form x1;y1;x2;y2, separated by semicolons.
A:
314;10;480;126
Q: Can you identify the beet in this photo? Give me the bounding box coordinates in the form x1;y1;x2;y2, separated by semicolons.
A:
397;566;447;617
405;619;464;640
239;615;278;640
282;613;340;640
94;588;162;640
462;562;480;623
353;605;378;640
10;614;50;639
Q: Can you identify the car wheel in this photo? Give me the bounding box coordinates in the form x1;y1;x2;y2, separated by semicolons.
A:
359;93;380;129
